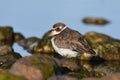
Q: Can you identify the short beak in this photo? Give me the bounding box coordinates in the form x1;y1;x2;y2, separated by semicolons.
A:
47;29;54;37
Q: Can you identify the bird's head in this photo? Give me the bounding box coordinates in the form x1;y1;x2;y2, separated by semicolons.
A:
48;22;67;37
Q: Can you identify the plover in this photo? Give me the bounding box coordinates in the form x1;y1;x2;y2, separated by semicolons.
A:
49;22;96;57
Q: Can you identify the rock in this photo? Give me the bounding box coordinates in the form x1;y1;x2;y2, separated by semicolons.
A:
80;32;120;60
48;75;77;80
32;31;120;60
0;26;22;69
82;17;109;25
14;32;25;42
33;38;57;56
33;30;54;54
18;37;41;53
84;32;117;44
8;54;120;80
59;58;81;72
27;31;61;57
71;60;120;79
18;31;120;60
83;73;120;80
10;54;56;80
0;26;14;46
0;25;120;80
0;45;22;69
0;72;26;80
32;31;64;58
0;45;13;55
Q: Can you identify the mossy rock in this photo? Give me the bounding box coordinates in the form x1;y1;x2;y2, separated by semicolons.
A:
0;72;26;80
84;32;117;44
84;32;120;60
0;45;22;69
0;26;14;46
14;32;25;42
32;31;61;58
68;70;106;79
18;37;41;53
0;51;22;69
10;54;56;80
31;54;55;79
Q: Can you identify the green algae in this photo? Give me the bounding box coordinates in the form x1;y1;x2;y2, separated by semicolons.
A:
0;72;26;80
31;55;55;80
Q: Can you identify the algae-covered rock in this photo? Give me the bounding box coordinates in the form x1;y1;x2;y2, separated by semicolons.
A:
48;75;77;80
82;17;109;26
83;73;120;80
83;32;120;60
31;31;60;57
0;26;14;46
0;45;22;69
0;45;13;55
10;54;56;80
14;32;25;42
17;31;120;61
0;71;26;80
34;30;54;54
68;60;120;79
0;52;22;69
0;26;23;69
84;31;118;44
18;37;41;53
32;31;120;60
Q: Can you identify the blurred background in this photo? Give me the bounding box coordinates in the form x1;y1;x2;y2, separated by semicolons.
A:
0;0;120;56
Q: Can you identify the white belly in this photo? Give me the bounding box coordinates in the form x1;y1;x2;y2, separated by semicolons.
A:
51;38;79;57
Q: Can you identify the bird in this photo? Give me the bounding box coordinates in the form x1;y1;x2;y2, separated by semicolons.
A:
48;22;96;58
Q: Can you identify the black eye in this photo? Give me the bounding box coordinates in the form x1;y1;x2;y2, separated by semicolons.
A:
56;27;61;31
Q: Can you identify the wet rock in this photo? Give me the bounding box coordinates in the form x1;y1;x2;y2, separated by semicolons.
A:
84;32;120;60
31;31;120;60
0;52;22;69
69;60;120;79
31;31;61;57
53;58;119;79
83;73;120;80
0;72;26;80
34;30;54;54
33;38;57;56
52;58;105;79
84;32;118;44
0;26;119;80
0;26;22;69
14;32;25;42
0;26;14;46
82;17;109;25
8;52;120;80
0;45;13;55
59;58;81;72
10;54;56;80
18;37;41;53
16;30;120;61
0;45;22;69
48;75;77;80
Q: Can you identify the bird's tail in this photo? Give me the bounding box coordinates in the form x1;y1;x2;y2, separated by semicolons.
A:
88;49;96;55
